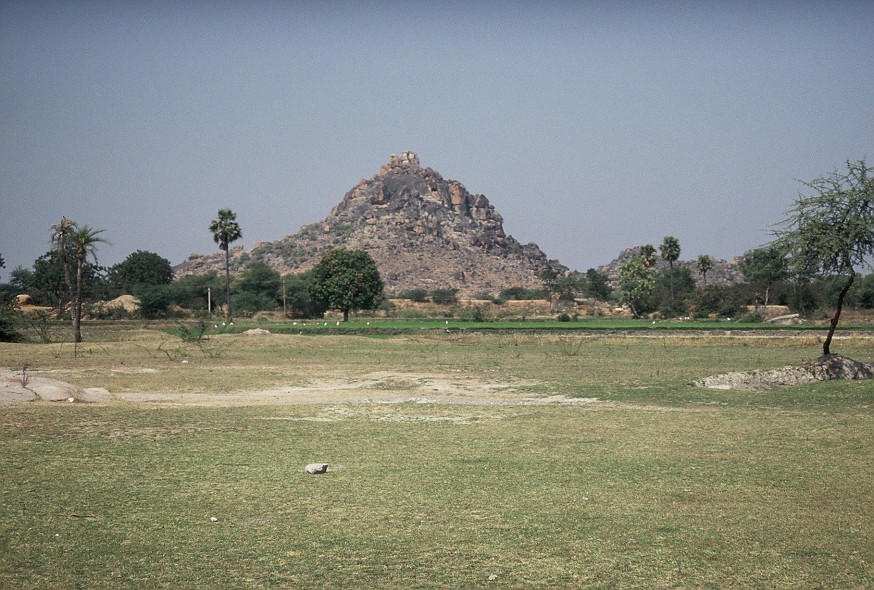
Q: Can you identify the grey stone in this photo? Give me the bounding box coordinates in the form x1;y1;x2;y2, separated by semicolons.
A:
304;463;329;475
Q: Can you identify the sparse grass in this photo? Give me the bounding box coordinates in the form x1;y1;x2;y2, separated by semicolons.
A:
0;324;872;588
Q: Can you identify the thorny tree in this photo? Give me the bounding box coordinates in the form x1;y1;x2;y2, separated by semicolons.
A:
772;159;874;356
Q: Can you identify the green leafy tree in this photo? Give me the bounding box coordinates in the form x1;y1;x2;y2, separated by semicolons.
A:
283;270;317;318
29;251;71;312
308;249;384;321
584;268;612;301
233;261;281;314
618;255;655;317
652;266;696;316
696;254;714;286
659;236;681;311
772;159;874;355
209;208;242;322
738;246;788;310
0;252;5;280
9;266;31;293
109;250;174;295
168;271;223;311
639;244;657;268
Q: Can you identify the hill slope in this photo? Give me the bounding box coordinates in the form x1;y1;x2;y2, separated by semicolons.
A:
176;152;558;296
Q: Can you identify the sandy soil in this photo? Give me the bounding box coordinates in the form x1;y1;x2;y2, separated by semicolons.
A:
0;369;599;408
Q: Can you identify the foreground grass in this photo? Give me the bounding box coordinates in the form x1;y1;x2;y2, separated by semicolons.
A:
2;402;871;589
1;326;872;587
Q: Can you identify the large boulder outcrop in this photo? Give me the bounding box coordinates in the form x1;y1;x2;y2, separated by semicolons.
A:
175;152;560;297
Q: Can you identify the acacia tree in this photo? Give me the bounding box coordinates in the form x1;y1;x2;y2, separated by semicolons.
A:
308;249;384;322
209;208;242;323
660;236;681;312
696;254;714;286
772;159;874;356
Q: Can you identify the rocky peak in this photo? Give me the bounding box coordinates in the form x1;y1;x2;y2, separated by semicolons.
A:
176;152;559;297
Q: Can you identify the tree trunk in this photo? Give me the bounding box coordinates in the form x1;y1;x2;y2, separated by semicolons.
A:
668;261;675;312
822;273;854;356
343;308;349;322
73;258;83;343
224;247;232;323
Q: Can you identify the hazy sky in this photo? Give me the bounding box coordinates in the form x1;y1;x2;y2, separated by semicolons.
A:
2;1;873;280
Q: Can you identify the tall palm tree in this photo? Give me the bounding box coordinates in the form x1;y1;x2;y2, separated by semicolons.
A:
50;217;77;320
71;225;109;343
209;208;242;323
696;254;714;286
660;236;681;312
51;218;108;343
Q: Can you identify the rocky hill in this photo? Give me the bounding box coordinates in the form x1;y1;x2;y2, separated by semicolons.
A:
176;152;560;297
598;246;743;287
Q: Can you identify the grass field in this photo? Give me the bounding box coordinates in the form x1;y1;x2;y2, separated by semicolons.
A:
1;323;872;588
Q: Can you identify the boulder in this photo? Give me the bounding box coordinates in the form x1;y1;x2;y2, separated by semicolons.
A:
304;463;329;475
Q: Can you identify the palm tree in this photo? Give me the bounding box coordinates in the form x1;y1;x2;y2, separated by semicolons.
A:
50;217;77;320
51;219;108;343
209;208;242;323
696;254;714;286
660;236;681;312
71;225;108;343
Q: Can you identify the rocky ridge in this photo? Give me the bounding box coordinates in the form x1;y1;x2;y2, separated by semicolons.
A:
598;245;743;287
176;152;558;297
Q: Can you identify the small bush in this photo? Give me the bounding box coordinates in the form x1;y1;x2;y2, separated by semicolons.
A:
556;312;573;322
430;288;459;305
398;288;429;302
459;306;488;322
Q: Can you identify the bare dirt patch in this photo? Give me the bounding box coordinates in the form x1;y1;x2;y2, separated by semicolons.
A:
0;368;596;408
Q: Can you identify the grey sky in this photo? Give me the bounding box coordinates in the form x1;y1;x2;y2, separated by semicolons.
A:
2;1;873;280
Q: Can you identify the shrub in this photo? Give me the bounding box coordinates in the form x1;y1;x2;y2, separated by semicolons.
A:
397;288;429;302
430;288;459;305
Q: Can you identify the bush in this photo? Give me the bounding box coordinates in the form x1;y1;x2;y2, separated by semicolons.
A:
0;293;24;342
430;288;459;305
397;288;429;302
459;306;488;322
556;312;573;322
499;286;546;300
692;285;745;318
